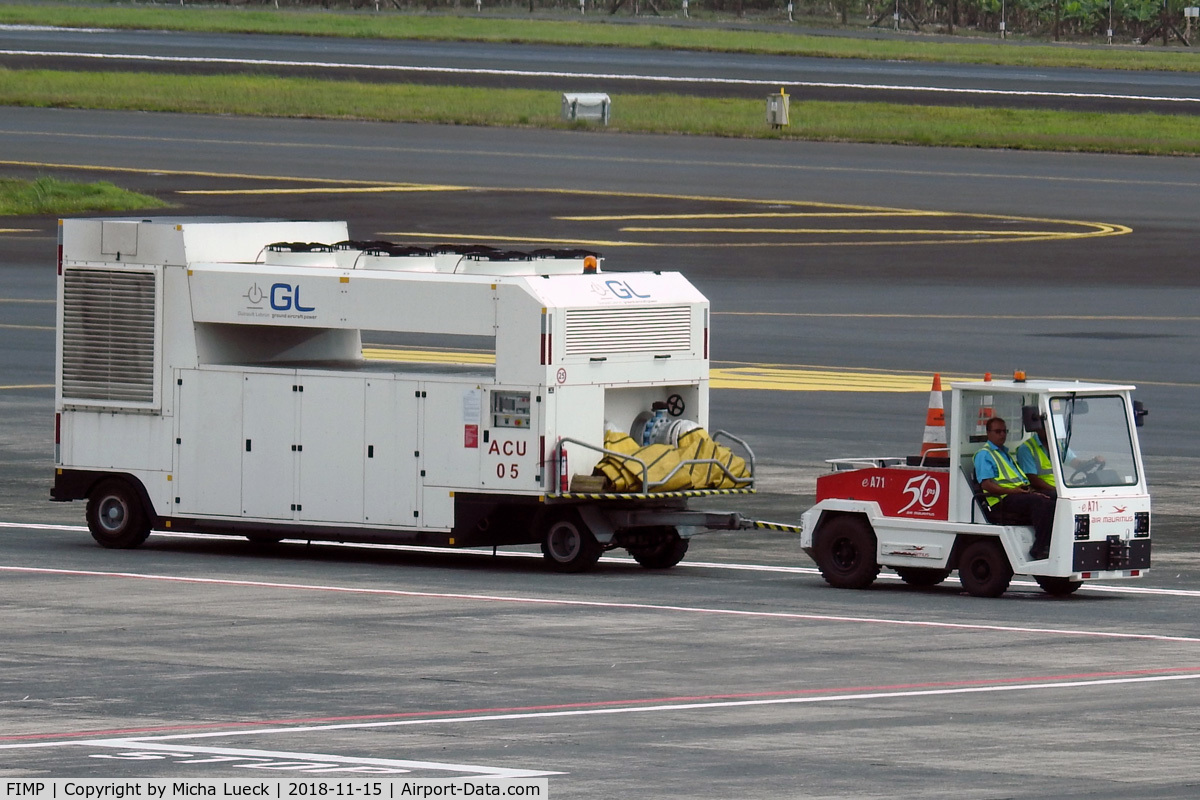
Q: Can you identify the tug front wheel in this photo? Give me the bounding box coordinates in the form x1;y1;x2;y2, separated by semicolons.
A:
540;511;603;573
1035;575;1083;597
814;516;879;590
895;567;953;588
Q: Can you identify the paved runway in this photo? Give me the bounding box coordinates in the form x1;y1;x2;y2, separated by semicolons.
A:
1;107;1199;797
4;25;1200;114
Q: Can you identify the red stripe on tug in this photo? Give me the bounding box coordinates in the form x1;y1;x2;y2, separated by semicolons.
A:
816;467;950;521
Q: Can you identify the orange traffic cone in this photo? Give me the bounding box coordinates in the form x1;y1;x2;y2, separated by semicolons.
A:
921;373;947;458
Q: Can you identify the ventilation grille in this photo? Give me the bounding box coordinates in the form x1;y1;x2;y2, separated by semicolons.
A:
61;268;157;404
564;306;692;356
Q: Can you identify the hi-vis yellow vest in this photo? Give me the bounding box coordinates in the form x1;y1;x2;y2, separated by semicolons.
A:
980;446;1028;506
1018;435;1056;488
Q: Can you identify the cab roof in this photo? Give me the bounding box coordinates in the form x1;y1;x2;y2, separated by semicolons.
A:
949;379;1135;394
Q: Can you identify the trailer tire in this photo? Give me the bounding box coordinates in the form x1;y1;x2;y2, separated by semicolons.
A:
958;540;1013;597
894;567;953;588
541;511;603;573
814;515;879;590
1035;575;1083;597
628;527;689;569
85;479;151;549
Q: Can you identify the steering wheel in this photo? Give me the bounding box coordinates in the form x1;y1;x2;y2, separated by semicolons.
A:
1069;457;1104;485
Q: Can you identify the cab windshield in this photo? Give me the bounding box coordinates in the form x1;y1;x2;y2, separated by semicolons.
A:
1048;395;1138;488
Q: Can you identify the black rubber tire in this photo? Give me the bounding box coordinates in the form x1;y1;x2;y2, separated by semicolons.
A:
1035;575;1084;597
628;527;689;570
540;511;603;573
85;479;151;549
958;539;1014;597
814;516;879;589
894;566;953;588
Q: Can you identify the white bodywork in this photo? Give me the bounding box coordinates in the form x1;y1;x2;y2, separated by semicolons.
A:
54;218;718;543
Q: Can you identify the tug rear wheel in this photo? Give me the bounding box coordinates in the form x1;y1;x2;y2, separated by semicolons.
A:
958;540;1013;597
814;516;879;590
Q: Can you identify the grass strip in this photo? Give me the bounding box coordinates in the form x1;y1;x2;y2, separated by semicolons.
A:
0;175;168;216
2;4;1200;72
2;67;1199;156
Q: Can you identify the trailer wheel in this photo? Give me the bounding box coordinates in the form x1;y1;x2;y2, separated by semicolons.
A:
1035;576;1083;597
85;479;151;549
958;540;1013;597
814;516;879;590
541;511;603;573
894;567;953;588
628;527;689;570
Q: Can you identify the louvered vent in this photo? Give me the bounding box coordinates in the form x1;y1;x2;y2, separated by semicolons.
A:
61;268;157;404
564;306;692;356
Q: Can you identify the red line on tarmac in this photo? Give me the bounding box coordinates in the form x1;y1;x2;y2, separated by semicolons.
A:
3;666;1199;744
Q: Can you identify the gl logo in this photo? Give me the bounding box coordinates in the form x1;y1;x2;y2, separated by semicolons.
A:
270;282;315;312
605;279;650;299
592;280;652;299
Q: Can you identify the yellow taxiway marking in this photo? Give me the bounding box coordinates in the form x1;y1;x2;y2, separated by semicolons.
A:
0;228;36;234
361;347;968;392
0;384;51;390
0;298;53;304
4;159;1131;246
361;347;495;365
179;186;470;196
0;159;407;187
620;226;1106;237
380;232;646;248
0;323;53;331
711;367;975;392
557;211;941;221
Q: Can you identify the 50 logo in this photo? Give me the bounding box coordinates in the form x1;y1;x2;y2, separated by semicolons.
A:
898;473;942;515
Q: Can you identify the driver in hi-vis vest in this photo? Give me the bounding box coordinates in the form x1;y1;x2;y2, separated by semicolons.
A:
1016;419;1105;497
974;417;1056;561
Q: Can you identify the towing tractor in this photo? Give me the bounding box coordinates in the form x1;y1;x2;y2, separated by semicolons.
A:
51;217;758;573
800;376;1151;597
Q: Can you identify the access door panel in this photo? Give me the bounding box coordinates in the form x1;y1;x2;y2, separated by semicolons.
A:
363;378;421;527
241;371;297;520
174;368;243;517
298;376;367;524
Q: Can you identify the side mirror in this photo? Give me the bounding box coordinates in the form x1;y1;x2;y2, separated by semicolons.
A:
1020;405;1042;433
1133;399;1148;428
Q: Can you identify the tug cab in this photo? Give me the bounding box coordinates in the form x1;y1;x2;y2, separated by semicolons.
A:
800;377;1150;597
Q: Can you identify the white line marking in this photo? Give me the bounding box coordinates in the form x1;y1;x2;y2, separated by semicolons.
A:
1;49;1196;105
4;521;1198;597
4;674;1193;749
73;741;559;778
2;563;1198;643
0;25;106;33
